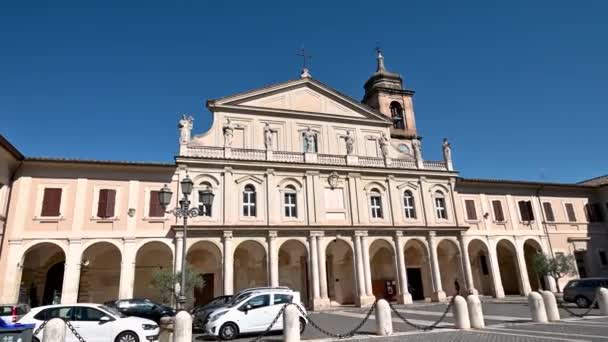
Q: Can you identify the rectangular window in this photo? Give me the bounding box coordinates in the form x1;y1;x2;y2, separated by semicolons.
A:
542;202;555;222
148;190;164;217
198;191;212;217
97;189;116;218
243;190;257;217
435;197;447;220
403;192;416;219
492;200;505;222
464;199;477;221
284;192;297;218
370;195;383;219
565;203;577;222
574;250;587;278
518;200;534;221
599;251;608;266
41;188;62;217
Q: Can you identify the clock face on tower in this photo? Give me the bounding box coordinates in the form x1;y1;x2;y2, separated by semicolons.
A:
398;144;409;154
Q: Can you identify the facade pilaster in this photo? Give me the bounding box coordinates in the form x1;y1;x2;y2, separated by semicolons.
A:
309;234;320;301
347;174;361;225
427;231;446;301
419;177;432;226
223;168;234;224
266;170;277;225
305;172;316;224
458;234;477;295
387;176;399;225
394;232;412;304
118;238;137;299
126;180;140;232
223;231;234;295
71;178;88;233
61;239;83;303
268;231;279;287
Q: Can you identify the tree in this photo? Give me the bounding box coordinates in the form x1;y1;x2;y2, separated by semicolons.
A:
532;253;576;292
150;263;204;306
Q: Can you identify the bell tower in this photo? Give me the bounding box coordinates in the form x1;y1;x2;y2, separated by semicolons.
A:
362;49;418;139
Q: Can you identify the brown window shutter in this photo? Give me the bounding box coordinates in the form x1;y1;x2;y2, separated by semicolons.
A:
465;200;477;220
526;201;535;221
97;189;116;218
149;191;163;217
492;200;505;222
518;201;528;221
542;202;555;222
565;203;576;222
41;188;62;216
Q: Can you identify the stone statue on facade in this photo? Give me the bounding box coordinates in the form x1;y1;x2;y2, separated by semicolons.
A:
412;138;422;162
178;114;194;144
379;133;390;158
442;138;452;163
304;127;316;153
344;131;354;155
264;123;274;150
223;118;235;147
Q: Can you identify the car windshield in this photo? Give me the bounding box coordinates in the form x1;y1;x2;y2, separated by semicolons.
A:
228;293;251;307
99;305;126;318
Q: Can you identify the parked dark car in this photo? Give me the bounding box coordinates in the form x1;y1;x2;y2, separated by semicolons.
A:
563;277;608;308
191;295;232;327
104;298;175;323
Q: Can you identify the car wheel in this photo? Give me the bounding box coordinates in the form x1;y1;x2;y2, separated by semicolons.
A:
115;331;139;342
219;322;239;341
299;318;306;334
575;296;590;308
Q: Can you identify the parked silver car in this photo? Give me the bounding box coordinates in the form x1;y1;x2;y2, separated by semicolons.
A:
0;303;31;324
563;277;608;308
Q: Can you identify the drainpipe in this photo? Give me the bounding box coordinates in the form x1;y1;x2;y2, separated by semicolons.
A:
536;185;555;258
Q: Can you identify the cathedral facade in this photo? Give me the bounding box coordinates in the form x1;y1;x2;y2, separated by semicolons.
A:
1;53;607;310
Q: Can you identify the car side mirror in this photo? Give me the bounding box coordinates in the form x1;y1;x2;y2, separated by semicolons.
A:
99;316;112;324
244;304;252;314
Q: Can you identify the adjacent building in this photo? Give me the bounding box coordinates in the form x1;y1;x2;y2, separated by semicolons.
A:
0;52;606;310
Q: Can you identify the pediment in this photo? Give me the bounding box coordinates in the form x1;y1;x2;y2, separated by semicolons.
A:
212;78;391;123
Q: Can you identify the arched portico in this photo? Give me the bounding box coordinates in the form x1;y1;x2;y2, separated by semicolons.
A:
325;239;355;305
496;239;522;295
437;239;464;296
278;240;309;306
523;239;544;291
234;240;267;292
18;242;66;307
403;239;432;300
78;242;121;303
369;239;397;301
468;239;494;296
134;241;173;304
187;240;223;306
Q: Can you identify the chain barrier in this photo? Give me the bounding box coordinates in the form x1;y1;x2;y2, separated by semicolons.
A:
31;318;87;342
387;296;454;331
295;300;376;339
557;296;598;318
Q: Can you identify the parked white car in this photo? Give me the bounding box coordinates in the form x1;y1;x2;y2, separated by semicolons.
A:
19;303;159;342
206;289;307;340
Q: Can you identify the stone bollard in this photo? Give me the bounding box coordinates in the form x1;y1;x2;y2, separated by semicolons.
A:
528;292;548;323
283;305;300;342
159;316;174;342
375;299;393;336
540;290;560;322
42;318;66;342
467;294;485;329
453;295;471;330
173;310;192;342
598;287;608;316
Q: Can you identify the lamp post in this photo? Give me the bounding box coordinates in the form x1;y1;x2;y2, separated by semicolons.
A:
158;174;215;310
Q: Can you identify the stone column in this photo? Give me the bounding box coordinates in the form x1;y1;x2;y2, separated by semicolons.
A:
487;238;505;298
174;232;184;273
119;239;137;299
223;231;234;295
305;172;316;224
309;234;320;301
317;235;329;300
515;240;532;295
1;240;23;303
427;231;446;301
394;232;412;304
61;239;82;304
353;234;366;304
361;234;373;297
268;231;279;287
458;235;477;295
354;232;374;306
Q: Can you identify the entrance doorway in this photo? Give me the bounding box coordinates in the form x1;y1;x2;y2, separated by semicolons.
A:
42;262;65;305
406;268;424;300
194;273;215;306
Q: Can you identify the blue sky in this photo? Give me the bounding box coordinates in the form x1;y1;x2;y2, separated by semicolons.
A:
1;1;606;183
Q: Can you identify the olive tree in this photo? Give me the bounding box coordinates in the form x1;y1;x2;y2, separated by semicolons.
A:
532;253;577;292
150;263;204;306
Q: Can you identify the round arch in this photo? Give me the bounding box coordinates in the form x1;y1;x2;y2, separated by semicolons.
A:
467;239;494;296
187;240;223;307
134;241;173;304
403;238;432;300
325;239;355;305
437;239;464;296
523;239;544;291
79;241;122;303
369;239;397;301
496;239;522;295
234;240;267;292
18;242;66;307
278;240;309;306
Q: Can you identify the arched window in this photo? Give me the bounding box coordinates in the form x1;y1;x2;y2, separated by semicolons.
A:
403;190;416;219
434;191;447;220
197;182;213;217
243;184;257;217
370;188;383;219
390;102;405;129
284;185;297;218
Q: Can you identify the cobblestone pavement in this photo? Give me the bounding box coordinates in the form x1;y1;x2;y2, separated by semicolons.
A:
193;299;607;342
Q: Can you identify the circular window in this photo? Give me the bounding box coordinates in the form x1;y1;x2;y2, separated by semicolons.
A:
398;144;409;154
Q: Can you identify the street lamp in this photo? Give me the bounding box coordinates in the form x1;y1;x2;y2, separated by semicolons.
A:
159;173;213;310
